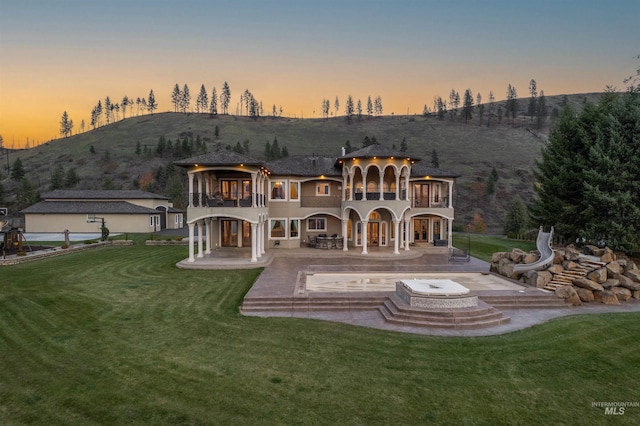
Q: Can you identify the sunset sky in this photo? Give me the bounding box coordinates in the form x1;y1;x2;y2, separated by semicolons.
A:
1;0;638;148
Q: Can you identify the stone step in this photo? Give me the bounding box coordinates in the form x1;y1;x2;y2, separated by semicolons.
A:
379;300;510;329
384;297;500;320
479;293;568;309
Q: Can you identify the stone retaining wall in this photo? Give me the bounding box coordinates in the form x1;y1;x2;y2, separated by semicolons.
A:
491;245;640;305
145;240;188;246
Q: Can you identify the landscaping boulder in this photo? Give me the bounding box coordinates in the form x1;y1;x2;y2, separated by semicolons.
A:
553;250;565;264
509;248;526;263
584;245;605;257
522;252;540;264
612;287;632;302
606;261;623;279
576;287;595;302
618;276;640;291
491;252;508;263
564;246;581;261
547;264;565;274
602;278;620;289
633;290;640;300
555;285;581;306
624;269;640;283
600;251;615;263
587;268;607;284
530;271;552;288
595;290;620;305
563;260;580;270
572;277;604;292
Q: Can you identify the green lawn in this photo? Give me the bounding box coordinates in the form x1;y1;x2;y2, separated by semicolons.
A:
453;233;537;262
1;236;638;424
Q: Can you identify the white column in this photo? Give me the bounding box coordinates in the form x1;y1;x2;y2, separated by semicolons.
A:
188;172;194;207
379;168;384;200
448;219;453;248
250;223;258;262
196;220;204;257
252;173;258;208
395;171;401;200
362;169;368;200
393;220;400;254
448;181;453;208
205;218;212;254
361;220;368;255
342;219;349;252
188;222;195;262
405;172;411;200
348;170;354;200
404;219;411;251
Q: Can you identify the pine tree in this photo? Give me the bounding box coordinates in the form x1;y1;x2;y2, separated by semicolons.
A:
366;96;373;117
532;91;640;251
504;195;529;237
220;81;231;114
536;90;548;129
527;79;538;121
196;84;208;113
181;84;190;113
400;137;408;152
11;157;25;180
345;95;354;123
147;89;158;113
171;84;181;112
462;89;474;123
506;84;518;124
64;168;80;188
50;164;65;190
210;87;218;116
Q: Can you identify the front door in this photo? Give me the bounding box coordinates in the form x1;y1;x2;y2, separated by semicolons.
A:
413;219;430;242
368;222;379;246
221;220;238;247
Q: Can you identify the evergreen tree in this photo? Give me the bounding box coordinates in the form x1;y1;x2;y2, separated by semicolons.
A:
59;111;73;137
532;92;640;251
462;89;474;123
345;95;354;123
400;137;408;152
504;195;529;237
64;168;80;188
506;84;518;124
344;140;352;154
16;177;40;210
486;91;495;127
181;84;191;113
431;149;439;168
366;96;373;117
196;84;208;113
135;141;141;155
536;90;548;129
220;81;231;114
50;164;65;190
11;157;25;180
210;87;218;116
527;79;538;121
264;140;271;160
487;166;499;194
171;84;181;112
147;89;158;113
356;99;362;120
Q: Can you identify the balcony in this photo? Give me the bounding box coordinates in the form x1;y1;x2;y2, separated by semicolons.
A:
412;196;449;209
353;192;400;201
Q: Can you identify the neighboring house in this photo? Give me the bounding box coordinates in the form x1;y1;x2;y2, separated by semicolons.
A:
174;145;458;263
21;190;184;234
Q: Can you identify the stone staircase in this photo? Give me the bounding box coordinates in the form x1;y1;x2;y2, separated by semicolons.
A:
240;294;388;313
378;295;510;329
545;258;607;291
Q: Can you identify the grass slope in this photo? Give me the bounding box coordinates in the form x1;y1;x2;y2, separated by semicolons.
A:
1;237;638;424
2;93;604;232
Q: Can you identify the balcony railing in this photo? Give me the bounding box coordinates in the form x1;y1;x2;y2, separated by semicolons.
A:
412;196;449;208
353;192;401;201
190;193;264;208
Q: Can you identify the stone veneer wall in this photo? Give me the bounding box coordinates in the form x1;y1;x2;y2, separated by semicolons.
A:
491;245;640;305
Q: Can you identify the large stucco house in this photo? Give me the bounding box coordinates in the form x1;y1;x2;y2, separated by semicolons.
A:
175;144;459;263
21;190;184;234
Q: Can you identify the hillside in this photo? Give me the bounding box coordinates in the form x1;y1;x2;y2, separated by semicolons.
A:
2;93;604;233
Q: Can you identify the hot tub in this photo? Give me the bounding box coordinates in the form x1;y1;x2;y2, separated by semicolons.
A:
399;279;470;297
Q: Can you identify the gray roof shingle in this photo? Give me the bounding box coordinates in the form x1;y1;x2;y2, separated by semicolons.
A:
21;201;161;215
41;190;168;200
266;155;342;177
174;150;264;167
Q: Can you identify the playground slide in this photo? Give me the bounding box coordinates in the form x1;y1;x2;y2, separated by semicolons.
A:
513;226;555;273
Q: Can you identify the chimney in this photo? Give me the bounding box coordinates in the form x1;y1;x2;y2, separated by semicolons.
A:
341;147;345;156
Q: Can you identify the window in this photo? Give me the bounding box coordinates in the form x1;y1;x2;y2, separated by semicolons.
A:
221;180;238;199
307;217;326;231
290;219;299;238
175;214;183;226
289;181;299;200
316;182;330;196
270;219;286;238
270;181;286;200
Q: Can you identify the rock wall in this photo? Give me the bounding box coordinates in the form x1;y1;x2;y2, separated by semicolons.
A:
491;245;640;305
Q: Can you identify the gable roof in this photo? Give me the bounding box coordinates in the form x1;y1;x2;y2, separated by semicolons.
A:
21;201;162;215
174;150;265;168
266;155;342;177
338;144;421;162
41;190;168;200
